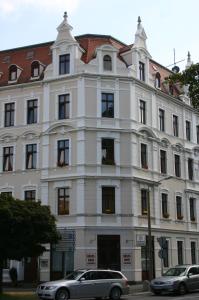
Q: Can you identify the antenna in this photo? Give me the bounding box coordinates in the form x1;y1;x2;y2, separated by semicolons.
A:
166;48;185;71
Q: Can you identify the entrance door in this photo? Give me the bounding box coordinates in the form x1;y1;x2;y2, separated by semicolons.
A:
97;235;120;270
24;257;38;282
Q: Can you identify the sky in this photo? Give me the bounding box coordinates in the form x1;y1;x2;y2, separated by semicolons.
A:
0;0;199;71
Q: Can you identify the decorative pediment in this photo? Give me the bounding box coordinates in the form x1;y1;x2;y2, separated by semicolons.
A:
21;131;40;140
193;146;199;157
0;134;17;143
159;138;170;148
45;122;74;135
139;127;157;139
172;143;184;153
96;44;118;53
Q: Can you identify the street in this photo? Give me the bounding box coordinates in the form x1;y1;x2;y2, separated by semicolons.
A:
124;290;199;300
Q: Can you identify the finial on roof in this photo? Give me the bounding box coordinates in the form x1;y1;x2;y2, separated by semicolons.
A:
63;11;68;21
187;51;191;62
138;16;141;26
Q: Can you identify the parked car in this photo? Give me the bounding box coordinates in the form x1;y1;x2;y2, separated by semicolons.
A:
36;269;129;300
150;264;199;295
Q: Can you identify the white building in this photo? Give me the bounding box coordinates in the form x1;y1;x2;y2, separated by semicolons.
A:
1;13;199;282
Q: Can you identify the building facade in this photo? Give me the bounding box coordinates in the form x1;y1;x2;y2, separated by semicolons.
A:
1;14;199;282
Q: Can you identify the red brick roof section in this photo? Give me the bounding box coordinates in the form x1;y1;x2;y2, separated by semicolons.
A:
0;42;53;87
76;34;126;63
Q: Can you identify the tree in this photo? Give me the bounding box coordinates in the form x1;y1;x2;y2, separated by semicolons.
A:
166;63;199;109
0;194;60;293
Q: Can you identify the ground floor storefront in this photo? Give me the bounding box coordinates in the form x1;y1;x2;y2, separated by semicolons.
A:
5;227;199;283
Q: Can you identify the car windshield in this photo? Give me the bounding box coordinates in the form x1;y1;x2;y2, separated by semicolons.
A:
65;270;85;280
163;267;186;277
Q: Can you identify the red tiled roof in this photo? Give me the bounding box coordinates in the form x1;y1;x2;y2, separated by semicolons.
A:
0;42;53;87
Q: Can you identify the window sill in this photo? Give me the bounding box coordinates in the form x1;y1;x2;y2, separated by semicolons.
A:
8;80;18;84
30;76;40;80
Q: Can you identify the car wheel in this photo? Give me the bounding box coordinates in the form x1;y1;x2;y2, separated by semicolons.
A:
178;283;186;295
110;287;121;300
55;288;69;300
152;290;161;295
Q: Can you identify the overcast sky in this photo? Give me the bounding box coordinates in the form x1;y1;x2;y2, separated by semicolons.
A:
0;0;198;70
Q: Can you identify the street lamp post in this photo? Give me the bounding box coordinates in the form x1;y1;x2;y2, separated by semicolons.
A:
147;175;173;282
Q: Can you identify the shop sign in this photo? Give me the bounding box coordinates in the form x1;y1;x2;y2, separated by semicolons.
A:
86;253;96;265
122;254;131;264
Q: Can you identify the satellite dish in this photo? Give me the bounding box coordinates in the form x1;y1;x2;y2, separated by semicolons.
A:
172;65;180;73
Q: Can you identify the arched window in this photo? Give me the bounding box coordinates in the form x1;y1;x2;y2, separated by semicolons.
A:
9;65;17;81
155;72;161;88
31;61;40;78
103;55;112;71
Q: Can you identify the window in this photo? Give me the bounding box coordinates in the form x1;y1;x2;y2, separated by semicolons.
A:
190;198;196;221
188;158;193;180
186;121;191;141
101;93;114;118
162;193;169;218
57;140;69;166
102;138;114;165
176;196;183;220
3;146;13;171
103;55;112;71
140;100;146;124
139;61;145;81
58;94;70;119
59;54;70;75
1;192;12;197
26;144;37;169
141;189;148;215
31;61;40;78
173;115;179;137
159;109;165;132
27;99;38;124
9;65;17;81
174;154;181;177
4;103;15;127
177;241;183;265
141;143;148;169
155;72;161;88
163;240;169;268
196;125;199;144
24;190;36;201
102;186;115;214
58;188;69;215
191;241;196;264
160;150;167;174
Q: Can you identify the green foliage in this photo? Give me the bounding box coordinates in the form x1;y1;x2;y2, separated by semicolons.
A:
0;194;60;261
166;63;199;109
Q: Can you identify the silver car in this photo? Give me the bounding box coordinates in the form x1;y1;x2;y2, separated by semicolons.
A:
150;264;199;295
36;269;129;300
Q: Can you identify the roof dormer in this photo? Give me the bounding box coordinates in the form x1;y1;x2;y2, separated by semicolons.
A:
50;12;84;77
95;44;118;74
8;64;23;84
30;60;45;80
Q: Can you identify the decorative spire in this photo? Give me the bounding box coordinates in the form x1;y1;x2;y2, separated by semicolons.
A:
134;16;148;51
63;11;68;21
137;16;141;28
54;11;76;45
186;51;192;68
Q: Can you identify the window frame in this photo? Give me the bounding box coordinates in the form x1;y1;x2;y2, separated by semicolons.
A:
27;99;38;124
159;108;165;132
160;149;167;174
24;190;36;201
3;146;13;172
162;193;169;218
173;115;179;137
141;143;148;169
9;65;17;81
174;154;181;178
26;144;37;169
58;94;70;120
186;120;191;141
31;61;40;78
57;187;70;215
176;196;183;220
141;189;149;215
103;55;112;71
177;240;184;265
140;100;146;124
4;102;15;127
59;54;70;75
57;139;69;167
188;158;194;181
191;241;197;264
101;93;114;118
139;61;145;81
102;186;115;214
190;198;196;221
101;138;115;165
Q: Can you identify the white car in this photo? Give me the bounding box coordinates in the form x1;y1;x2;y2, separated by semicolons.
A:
37;269;129;300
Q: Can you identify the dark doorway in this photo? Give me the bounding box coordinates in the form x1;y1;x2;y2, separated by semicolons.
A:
97;235;120;270
141;236;155;280
24;257;38;282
